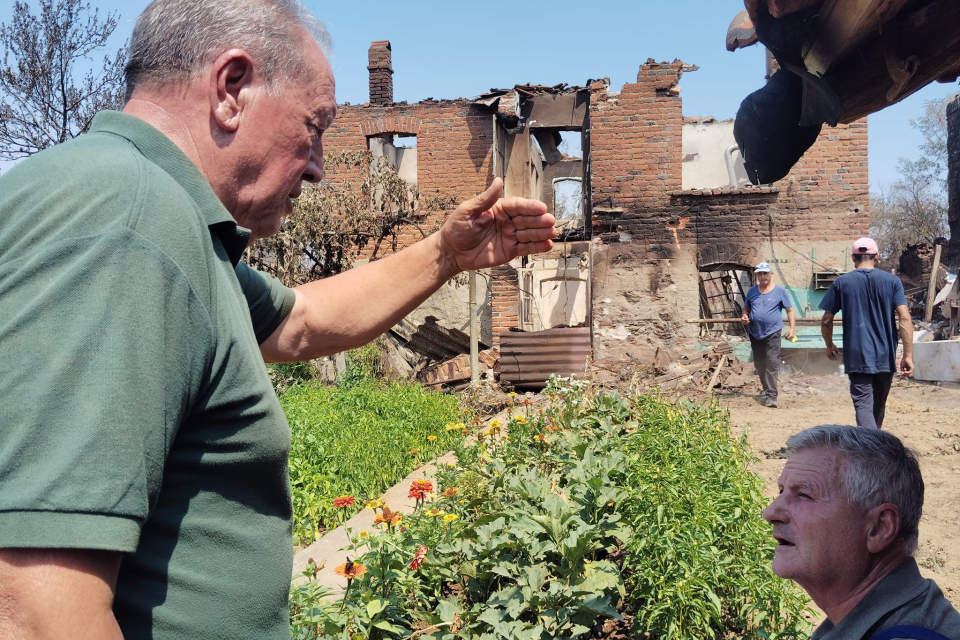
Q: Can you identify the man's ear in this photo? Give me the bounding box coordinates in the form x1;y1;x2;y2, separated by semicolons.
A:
865;503;902;554
210;48;257;134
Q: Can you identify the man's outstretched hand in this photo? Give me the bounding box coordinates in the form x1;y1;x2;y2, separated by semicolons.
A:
437;178;557;273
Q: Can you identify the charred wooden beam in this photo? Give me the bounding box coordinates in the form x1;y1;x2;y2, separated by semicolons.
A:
802;0;913;77
825;0;960;123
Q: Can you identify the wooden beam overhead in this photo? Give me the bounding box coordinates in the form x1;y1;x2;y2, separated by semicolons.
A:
802;0;913;77
767;0;823;19
828;0;960;122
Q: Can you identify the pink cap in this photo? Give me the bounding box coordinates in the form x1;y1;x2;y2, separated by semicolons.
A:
851;237;879;256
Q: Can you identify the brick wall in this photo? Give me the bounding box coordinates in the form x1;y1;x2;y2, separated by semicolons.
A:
490;263;520;345
589;60;684;213
368;41;393;107
322;100;494;256
318;49;870;359
589;59;869;246
587;59;868;361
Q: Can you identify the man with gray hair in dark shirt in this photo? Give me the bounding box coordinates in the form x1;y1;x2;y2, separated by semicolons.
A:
764;425;959;640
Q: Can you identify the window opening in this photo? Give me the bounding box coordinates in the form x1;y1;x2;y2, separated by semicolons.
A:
367;134;418;213
557;130;581;159
393;135;417;149
553;178;582;220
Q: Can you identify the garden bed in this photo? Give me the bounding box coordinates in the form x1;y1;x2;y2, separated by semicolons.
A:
289;377;812;639
282;377;463;545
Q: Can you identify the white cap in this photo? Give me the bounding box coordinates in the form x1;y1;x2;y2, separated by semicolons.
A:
755;262;772;273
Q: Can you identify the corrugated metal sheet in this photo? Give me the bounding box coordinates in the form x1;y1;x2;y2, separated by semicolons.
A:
499;327;591;389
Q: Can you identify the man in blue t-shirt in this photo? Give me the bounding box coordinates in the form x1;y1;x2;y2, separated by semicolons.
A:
819;237;914;428
741;262;796;408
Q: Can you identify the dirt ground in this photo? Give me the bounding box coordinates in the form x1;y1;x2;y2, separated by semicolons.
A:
714;372;960;609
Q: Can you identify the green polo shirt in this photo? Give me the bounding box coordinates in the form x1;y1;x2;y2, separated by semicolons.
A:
811;558;960;640
0;111;297;639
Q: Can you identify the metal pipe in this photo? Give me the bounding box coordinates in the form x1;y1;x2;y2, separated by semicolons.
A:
724;144;740;187
469;271;479;386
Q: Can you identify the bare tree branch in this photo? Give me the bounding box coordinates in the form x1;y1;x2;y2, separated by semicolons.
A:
870;95;954;262
247;151;456;286
0;0;126;161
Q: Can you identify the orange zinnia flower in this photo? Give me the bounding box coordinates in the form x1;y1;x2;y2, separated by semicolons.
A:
332;495;355;509
333;561;367;579
408;479;434;500
374;506;402;528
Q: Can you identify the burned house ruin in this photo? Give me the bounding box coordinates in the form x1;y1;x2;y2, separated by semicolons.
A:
321;41;869;385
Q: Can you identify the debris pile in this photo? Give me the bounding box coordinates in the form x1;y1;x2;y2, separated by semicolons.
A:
420;348;500;389
651;343;749;391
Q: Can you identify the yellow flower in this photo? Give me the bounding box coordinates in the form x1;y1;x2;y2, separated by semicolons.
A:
366;499;384;510
507;392;517;397
358;530;369;539
445;422;458;431
426;508;445;517
489;419;501;429
443;514;459;523
455;422;466;431
427;435;437;441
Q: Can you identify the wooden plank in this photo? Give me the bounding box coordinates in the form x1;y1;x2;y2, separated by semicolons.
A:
802;0;914;77
709;355;727;393
524;92;589;130
768;0;823;19
925;244;943;322
830;0;960;122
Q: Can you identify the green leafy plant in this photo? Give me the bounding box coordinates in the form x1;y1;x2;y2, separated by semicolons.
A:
290;382;812;639
283;379;463;544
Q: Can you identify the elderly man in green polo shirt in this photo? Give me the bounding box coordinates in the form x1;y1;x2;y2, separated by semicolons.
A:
0;0;556;638
764;426;960;640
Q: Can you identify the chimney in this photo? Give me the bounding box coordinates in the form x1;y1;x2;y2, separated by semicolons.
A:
368;41;393;106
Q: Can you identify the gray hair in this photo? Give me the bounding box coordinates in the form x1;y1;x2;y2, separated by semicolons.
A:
787;425;923;554
124;0;332;101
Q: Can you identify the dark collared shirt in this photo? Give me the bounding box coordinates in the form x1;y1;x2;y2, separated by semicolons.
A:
812;558;960;640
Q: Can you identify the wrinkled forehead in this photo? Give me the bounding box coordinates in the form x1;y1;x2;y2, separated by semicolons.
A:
300;31;337;116
778;448;843;491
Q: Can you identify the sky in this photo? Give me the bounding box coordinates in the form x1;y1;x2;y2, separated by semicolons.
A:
3;0;958;188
